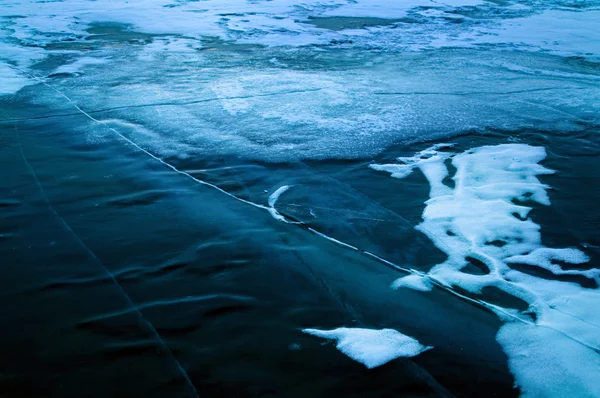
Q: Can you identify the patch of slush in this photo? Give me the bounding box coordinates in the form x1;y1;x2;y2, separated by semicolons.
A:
371;143;600;396
303;327;432;368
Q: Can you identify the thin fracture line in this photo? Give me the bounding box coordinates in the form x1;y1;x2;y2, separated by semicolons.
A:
5;109;200;398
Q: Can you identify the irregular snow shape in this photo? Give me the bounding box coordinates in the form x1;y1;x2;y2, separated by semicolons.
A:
370;143;452;180
303;327;432;369
373;143;600;396
506;248;597;278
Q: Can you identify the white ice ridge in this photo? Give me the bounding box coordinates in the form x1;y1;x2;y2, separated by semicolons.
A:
371;143;600;397
303;327;432;369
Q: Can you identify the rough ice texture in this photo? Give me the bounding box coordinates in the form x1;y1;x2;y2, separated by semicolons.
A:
321;0;483;19
53;57;108;76
303;327;432;368
2;0;600;163
1;1;599;58
372;143;600;396
0;63;28;95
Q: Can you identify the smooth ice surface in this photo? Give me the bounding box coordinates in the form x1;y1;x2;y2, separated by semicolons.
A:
372;143;600;396
303;327;432;368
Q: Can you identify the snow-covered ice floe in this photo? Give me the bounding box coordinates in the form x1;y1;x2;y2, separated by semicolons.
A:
372;143;600;397
303;327;432;369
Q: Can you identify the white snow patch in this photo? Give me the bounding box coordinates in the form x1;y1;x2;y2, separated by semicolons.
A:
506;248;597;278
303;327;432;368
372;143;600;395
370;143;452;180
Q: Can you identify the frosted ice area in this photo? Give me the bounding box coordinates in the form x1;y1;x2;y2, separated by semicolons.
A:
1;0;599;54
372;144;600;397
0;1;598;163
0;62;28;95
4;53;597;162
303;327;432;368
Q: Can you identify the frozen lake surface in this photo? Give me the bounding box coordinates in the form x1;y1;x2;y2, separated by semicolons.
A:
1;1;599;396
